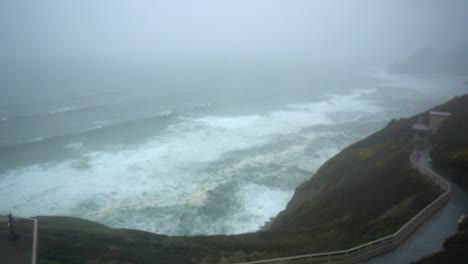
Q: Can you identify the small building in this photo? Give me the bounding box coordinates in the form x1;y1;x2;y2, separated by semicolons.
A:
412;123;431;141
429;111;452;134
412;111;451;141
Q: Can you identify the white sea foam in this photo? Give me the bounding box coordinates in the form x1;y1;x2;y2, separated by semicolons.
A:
192;103;214;109
287;89;382;113
363;67;468;96
228;184;292;234
64;142;84;150
195;115;261;130
0;89;383;234
156;110;174;117
27;136;45;143
82;125;104;132
92;120;112;126
48;106;89;115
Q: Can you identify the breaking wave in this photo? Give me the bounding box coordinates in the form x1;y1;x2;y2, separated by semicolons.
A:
48;106;91;115
0;90;388;235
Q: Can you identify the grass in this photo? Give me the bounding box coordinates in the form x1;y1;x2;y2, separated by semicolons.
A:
431;95;468;189
36;95;468;263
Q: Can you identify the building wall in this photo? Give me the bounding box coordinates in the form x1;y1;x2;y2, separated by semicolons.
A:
429;115;448;134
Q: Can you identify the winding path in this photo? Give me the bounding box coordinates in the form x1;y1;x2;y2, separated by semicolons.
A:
240;146;458;264
364;148;468;264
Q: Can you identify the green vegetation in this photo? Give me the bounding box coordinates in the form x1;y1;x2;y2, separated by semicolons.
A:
412;94;468;263
431;95;468;189
36;96;468;263
270;112;439;243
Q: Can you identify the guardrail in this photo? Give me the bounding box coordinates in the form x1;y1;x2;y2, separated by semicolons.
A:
239;151;451;264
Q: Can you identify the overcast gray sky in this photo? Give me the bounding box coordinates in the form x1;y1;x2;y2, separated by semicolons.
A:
1;0;467;65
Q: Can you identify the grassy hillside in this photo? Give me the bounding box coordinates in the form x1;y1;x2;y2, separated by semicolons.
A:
430;95;468;189
269;110;440;246
35;96;468;264
412;95;468;263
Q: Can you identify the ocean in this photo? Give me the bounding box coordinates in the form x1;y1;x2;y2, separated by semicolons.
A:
0;63;466;235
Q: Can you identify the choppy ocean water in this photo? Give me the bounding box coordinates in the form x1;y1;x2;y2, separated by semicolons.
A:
0;67;466;235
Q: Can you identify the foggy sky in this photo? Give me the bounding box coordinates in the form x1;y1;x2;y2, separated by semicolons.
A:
1;0;468;66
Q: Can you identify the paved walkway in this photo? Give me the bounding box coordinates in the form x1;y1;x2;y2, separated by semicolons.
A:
364;148;468;264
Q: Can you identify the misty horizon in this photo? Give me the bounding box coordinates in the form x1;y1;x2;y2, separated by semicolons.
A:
1;0;468;65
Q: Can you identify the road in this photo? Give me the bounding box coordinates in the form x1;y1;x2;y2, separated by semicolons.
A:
364;148;468;264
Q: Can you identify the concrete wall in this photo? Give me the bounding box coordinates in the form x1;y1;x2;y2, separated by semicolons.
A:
429;115;448;134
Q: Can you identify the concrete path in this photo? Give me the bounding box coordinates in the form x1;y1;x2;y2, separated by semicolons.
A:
364;149;468;264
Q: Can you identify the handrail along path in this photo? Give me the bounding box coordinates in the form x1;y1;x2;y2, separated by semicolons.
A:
239;151;451;264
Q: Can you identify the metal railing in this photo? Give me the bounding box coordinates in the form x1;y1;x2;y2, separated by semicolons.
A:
239;152;451;264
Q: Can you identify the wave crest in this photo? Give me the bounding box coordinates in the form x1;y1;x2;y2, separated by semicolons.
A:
48;106;90;115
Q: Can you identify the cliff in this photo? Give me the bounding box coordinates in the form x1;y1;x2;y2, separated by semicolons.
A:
430;95;468;189
268;104;440;242
33;95;468;264
389;47;468;76
412;95;468;263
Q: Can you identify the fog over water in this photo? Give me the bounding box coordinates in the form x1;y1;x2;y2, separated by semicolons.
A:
0;0;467;235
